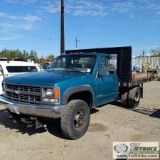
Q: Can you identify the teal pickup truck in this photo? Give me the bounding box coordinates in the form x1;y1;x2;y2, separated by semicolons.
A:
0;47;153;139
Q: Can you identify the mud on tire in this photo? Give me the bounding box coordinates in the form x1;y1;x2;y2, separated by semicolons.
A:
121;91;128;107
127;86;140;109
61;100;90;140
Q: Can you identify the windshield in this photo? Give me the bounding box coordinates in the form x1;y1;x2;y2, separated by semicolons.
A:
47;55;96;73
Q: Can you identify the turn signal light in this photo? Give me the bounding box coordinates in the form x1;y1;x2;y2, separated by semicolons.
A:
54;87;59;98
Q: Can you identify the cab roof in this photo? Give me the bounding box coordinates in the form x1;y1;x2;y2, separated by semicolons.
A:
0;61;38;67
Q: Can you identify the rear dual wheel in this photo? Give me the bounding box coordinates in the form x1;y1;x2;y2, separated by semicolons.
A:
121;86;140;109
128;87;140;109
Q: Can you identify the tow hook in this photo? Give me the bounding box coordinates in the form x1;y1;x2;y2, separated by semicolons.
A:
21;116;44;129
9;111;19;123
8;111;44;129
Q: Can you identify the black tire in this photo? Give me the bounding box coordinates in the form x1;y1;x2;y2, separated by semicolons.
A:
61;100;90;140
127;87;140;109
121;91;128;107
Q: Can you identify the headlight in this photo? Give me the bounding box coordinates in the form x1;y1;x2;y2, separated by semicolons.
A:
42;88;53;98
42;87;60;103
46;88;53;97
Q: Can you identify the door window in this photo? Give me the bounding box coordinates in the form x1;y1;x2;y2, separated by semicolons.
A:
6;66;37;73
98;57;110;75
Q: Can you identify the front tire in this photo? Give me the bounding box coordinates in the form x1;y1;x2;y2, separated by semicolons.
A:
61;100;90;140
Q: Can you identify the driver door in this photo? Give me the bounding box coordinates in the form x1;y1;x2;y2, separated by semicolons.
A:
95;56;119;106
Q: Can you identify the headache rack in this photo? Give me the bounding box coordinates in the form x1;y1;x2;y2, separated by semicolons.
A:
66;46;154;88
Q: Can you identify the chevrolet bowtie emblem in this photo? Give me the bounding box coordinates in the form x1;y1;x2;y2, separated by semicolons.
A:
15;90;21;94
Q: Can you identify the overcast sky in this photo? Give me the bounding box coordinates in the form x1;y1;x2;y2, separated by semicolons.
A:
0;0;160;57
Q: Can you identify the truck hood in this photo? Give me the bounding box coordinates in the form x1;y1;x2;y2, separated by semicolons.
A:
4;71;87;86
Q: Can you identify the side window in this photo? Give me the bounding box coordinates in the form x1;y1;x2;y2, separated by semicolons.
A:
23;66;37;72
7;66;23;72
98;57;110;75
6;66;37;73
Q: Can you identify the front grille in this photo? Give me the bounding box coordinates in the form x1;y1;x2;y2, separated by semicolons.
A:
5;83;40;92
4;83;41;104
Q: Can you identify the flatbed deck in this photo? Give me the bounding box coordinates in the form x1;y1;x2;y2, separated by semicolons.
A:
132;70;157;81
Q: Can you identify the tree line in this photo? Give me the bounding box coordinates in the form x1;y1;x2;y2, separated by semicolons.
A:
0;48;55;64
150;48;160;56
140;48;160;57
1;47;159;63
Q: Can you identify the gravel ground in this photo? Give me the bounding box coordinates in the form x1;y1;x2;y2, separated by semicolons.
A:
0;81;160;160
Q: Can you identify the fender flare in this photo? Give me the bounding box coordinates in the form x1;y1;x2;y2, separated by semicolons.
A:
62;85;95;107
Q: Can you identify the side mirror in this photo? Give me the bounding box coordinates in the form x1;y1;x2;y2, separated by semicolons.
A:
0;65;3;73
0;66;4;77
96;70;101;78
107;59;116;73
107;65;115;71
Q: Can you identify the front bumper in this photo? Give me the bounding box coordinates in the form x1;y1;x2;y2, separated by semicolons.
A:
0;96;66;118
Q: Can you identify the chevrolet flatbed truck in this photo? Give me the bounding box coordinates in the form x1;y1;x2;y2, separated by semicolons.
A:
0;46;154;140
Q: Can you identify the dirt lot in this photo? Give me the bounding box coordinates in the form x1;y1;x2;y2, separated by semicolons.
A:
0;81;160;160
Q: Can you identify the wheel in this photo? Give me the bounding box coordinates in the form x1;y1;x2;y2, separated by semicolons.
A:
61;100;90;140
121;91;128;107
127;87;140;109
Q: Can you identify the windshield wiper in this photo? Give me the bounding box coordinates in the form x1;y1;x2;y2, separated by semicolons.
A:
65;67;83;73
45;68;54;71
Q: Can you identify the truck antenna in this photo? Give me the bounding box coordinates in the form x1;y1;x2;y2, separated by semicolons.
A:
60;0;65;55
75;37;79;49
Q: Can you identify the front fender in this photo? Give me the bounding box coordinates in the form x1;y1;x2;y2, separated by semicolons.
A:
62;85;95;107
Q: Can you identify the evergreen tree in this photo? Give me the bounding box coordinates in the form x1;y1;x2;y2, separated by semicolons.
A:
150;48;160;57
